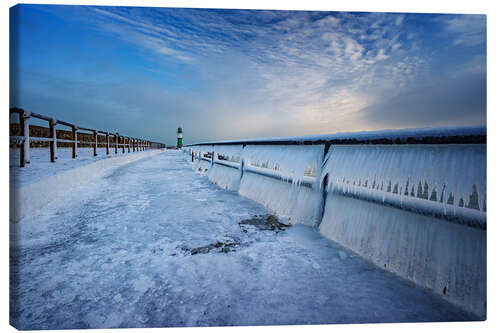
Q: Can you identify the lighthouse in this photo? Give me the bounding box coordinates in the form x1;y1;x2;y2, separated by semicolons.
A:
177;127;183;148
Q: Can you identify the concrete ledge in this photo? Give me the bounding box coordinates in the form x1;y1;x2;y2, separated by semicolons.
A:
10;149;165;223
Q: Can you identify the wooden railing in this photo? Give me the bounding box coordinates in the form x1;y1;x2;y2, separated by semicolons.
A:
9;107;166;167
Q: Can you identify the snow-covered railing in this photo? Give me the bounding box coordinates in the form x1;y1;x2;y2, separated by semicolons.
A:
185;126;486;229
10;107;166;167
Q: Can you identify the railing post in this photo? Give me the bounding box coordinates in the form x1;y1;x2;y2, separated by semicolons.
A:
240;144;246;181
127;137;130;153
106;132;110;155
93;130;98;156
19;111;25;167
19;110;31;167
192;151;194;162
115;133;118;154
49;118;57;163
317;143;332;226
72;126;77;158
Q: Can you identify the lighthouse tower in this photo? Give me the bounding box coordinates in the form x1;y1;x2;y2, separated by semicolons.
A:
177;127;183;148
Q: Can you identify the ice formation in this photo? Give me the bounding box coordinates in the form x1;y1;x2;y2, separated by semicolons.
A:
317;144;486;316
206;145;244;190
238;145;324;225
239;172;322;226
208;164;241;191
242;145;324;186
188;144;325;225
319;194;486;316
321;144;486;227
214;144;244;162
186;134;486;317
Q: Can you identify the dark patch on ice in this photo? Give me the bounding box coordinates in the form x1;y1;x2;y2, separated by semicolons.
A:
238;214;290;232
180;241;239;256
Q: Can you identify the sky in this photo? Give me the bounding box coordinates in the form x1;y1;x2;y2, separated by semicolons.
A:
10;4;486;145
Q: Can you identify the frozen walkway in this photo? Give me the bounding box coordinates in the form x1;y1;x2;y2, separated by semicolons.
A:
10;150;477;329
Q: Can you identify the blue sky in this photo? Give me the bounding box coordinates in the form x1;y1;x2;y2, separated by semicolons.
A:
10;5;486;145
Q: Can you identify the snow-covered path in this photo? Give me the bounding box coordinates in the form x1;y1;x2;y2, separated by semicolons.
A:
10;150;476;329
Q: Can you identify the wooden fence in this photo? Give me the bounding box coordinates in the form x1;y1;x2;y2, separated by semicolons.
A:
10;107;166;167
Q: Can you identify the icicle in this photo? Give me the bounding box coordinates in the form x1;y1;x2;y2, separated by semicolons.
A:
242;145;324;186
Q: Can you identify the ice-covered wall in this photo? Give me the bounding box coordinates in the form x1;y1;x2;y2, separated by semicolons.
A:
319;194;486;317
190;144;325;224
242;145;324;185
186;140;486;317
207;164;241;191
321;144;486;227
237;145;324;225
206;145;244;191
239;172;322;226
319;144;486;317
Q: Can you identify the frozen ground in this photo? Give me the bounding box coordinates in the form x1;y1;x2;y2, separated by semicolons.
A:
10;150;477;329
10;147;141;188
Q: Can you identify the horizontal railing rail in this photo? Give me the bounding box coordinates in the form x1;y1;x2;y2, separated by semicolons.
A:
186;126;486;229
10;107;166;167
213;159;239;170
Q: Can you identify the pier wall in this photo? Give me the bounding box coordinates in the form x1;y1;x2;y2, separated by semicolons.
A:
185;131;486;318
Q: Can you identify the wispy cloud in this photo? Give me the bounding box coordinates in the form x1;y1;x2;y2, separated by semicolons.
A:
440;14;486;46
